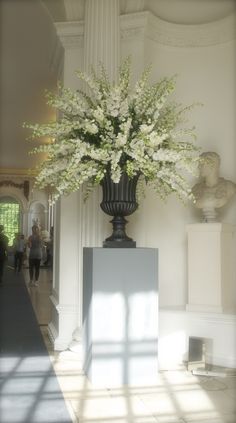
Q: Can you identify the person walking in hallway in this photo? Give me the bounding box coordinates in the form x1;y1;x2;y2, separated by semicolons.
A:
13;233;26;273
43;226;53;267
0;225;9;284
28;225;43;287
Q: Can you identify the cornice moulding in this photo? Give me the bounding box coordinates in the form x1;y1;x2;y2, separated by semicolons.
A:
120;11;149;40
54;10;236;50
0;168;35;177
55;21;84;49
121;11;236;46
147;12;236;47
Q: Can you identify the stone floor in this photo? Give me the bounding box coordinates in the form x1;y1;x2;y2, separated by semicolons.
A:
22;267;236;423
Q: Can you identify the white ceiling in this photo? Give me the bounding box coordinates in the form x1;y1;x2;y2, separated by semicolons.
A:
1;0;235;171
0;0;58;169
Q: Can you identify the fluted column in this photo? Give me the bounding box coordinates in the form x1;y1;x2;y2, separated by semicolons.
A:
69;1;121;351
49;26;83;350
84;0;120;82
82;0;120;249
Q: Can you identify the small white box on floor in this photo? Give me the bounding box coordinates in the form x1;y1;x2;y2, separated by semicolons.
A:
82;247;158;387
186;223;236;313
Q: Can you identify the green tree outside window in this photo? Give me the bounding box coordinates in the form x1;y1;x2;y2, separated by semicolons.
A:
0;200;20;246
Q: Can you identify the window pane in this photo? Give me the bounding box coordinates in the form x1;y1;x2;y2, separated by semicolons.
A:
0;202;20;246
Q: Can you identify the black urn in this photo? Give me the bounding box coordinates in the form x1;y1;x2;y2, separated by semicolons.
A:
100;172;139;248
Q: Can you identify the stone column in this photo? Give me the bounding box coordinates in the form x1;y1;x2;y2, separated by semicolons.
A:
84;0;120;81
48;23;84;350
69;0;121;351
82;0;120;248
49;3;121;351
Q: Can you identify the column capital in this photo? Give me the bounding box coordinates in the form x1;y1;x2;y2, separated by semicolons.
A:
55;21;84;49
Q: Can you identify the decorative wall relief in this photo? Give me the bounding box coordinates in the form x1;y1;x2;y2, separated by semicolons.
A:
0;180;30;200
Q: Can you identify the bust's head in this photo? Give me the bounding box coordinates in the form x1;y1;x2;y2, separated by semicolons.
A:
199;151;220;179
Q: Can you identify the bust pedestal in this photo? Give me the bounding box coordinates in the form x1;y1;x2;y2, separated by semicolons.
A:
82;247;158;387
186;223;236;313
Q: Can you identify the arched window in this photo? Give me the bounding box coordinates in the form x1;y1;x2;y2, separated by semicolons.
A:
0;196;21;245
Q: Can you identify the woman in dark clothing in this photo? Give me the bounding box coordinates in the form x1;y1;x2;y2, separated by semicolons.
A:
28;225;43;287
0;225;8;283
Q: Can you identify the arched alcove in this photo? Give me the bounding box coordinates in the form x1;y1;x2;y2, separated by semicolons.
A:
28;201;47;233
0;185;30;238
0;196;22;245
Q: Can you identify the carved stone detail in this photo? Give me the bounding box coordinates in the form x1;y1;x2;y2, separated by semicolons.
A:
120;11;148;40
0;180;30;200
55;21;84;49
120;11;236;46
55;11;236;50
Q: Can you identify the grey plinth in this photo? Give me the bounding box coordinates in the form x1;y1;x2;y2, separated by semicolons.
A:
82;247;158;387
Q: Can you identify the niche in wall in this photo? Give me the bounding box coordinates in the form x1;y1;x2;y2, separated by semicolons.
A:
29;201;46;232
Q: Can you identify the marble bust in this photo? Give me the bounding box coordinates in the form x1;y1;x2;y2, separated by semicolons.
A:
192;152;236;222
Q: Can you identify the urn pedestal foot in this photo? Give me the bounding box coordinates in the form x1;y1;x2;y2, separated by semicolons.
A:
103;240;136;248
103;215;136;248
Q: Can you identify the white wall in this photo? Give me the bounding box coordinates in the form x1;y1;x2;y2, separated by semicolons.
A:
121;12;236;308
159;309;236;369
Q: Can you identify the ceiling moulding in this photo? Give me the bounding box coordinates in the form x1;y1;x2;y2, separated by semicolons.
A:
120;11;149;40
55;10;236;50
121;11;236;46
0;169;36;178
55;21;84;48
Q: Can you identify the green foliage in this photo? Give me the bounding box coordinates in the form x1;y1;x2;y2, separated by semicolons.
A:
0;203;20;246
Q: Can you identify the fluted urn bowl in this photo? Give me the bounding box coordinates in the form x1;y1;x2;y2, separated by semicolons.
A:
100;172;139;248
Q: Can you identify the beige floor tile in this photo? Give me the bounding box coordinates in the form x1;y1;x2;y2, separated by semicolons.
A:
183;415;236;423
174;388;218;413
224;388;236;401
139;391;178;416
161;370;200;387
70;393;158;423
76;417;157;423
56;374;89;399
224;376;236;390
203;390;236;415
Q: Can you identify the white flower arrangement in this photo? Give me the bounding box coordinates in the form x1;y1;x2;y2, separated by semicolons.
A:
24;58;200;202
